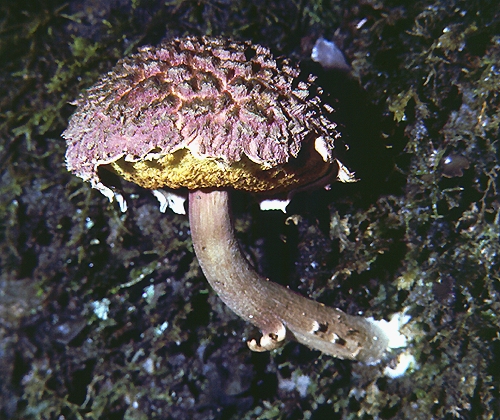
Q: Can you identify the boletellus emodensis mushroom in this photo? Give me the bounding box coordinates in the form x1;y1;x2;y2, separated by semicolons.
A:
64;36;390;363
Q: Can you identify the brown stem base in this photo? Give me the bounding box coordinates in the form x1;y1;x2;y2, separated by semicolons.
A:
188;189;389;363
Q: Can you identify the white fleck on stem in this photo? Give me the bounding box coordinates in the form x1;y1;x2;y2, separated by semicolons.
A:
188;189;389;363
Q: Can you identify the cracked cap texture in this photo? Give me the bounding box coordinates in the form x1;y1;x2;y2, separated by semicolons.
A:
64;36;345;194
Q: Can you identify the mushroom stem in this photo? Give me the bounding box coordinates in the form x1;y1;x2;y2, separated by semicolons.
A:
189;189;389;363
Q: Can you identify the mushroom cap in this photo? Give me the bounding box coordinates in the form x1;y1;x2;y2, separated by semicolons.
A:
64;36;347;195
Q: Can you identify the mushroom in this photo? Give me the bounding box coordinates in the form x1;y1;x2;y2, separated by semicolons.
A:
64;36;389;363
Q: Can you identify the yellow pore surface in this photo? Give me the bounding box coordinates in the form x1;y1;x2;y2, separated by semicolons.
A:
108;148;333;194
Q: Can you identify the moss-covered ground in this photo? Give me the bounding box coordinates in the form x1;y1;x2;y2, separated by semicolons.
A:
1;0;499;418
